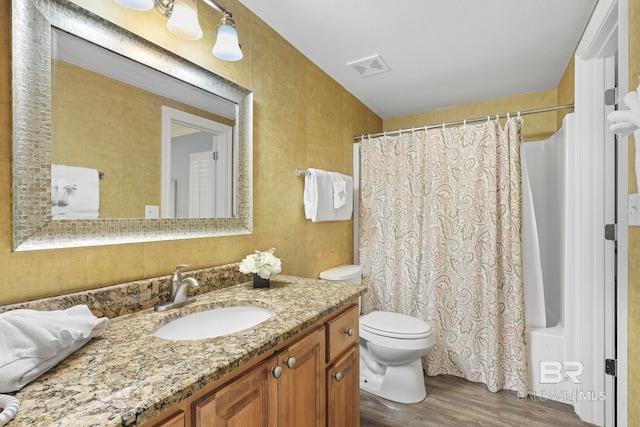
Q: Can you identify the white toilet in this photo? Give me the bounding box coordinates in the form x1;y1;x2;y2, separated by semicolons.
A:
319;264;435;404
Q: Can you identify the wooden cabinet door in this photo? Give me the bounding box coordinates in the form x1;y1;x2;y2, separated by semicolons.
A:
278;327;326;427
193;355;278;427
326;345;359;427
149;410;185;427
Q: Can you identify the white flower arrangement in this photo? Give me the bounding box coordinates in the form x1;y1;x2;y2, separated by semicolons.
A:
239;248;282;280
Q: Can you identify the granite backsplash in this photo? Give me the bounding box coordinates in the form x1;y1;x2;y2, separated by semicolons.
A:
0;263;249;318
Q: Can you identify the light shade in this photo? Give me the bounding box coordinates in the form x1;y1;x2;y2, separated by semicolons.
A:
212;23;243;61
114;0;154;11
167;0;203;40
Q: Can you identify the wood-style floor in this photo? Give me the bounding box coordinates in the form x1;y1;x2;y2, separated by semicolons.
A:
360;374;597;427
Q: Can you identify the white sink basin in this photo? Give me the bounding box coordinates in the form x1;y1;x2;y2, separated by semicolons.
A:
154;306;273;341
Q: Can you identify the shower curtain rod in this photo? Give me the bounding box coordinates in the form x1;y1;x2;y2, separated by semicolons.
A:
352;103;575;141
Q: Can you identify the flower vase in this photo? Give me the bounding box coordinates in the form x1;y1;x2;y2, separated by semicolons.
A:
253;273;270;288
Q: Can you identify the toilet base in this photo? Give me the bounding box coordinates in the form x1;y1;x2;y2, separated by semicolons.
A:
360;358;427;403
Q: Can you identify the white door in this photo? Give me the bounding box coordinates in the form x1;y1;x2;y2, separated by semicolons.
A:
189;151;214;218
574;0;628;423
161;106;234;218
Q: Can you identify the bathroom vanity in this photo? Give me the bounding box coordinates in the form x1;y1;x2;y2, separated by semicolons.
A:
4;274;366;426
146;302;360;427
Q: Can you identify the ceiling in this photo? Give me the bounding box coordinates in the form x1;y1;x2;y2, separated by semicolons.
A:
237;0;598;119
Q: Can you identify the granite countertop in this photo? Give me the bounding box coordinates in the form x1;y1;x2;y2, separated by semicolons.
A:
6;275;366;427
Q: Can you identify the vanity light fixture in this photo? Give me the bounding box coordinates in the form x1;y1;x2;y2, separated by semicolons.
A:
166;0;204;40
114;0;243;61
211;12;243;61
114;0;154;11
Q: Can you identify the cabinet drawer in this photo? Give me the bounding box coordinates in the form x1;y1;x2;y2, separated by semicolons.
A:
326;305;359;362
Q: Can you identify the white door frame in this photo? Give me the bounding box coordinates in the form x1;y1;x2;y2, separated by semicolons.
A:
161;106;233;218
574;0;629;425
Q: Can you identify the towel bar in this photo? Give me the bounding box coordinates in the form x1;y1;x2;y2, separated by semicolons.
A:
295;168;307;177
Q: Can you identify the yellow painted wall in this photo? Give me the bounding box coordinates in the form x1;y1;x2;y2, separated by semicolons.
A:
628;0;639;424
557;56;575;128
0;0;381;305
383;90;561;142
51;60;234;218
384;56;576;143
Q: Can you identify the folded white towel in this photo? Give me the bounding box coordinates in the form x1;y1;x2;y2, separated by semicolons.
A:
51;176;77;207
330;172;347;209
607;87;640;195
303;169;353;222
0;305;108;393
51;164;100;219
333;173;353;221
304;168;335;222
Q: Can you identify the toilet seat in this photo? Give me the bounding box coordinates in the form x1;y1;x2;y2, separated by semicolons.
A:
360;311;433;340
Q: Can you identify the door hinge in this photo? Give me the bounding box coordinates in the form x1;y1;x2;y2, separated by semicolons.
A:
604;223;617;241
212;151;219;161
605;359;617;377
604;88;618;106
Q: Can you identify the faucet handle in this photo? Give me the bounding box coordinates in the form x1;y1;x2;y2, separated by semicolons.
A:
170;265;190;301
174;264;190;273
172;264;189;280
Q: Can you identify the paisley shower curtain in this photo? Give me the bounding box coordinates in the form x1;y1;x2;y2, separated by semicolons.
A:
359;117;528;397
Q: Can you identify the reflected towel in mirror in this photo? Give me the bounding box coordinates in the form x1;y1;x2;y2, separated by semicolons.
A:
51;164;100;219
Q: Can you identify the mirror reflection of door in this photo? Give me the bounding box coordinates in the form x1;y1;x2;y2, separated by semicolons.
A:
162;107;233;218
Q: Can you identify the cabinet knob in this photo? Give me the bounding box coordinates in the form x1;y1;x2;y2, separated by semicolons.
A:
333;372;343;382
270;366;283;379
345;328;355;337
284;357;297;369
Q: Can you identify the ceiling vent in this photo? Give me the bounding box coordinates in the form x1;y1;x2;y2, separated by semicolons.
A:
347;54;390;77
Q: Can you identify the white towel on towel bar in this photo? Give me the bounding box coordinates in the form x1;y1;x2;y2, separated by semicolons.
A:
303;169;353;222
330;172;353;220
0;305;109;393
330;172;347;209
304;168;335;222
51;164;100;219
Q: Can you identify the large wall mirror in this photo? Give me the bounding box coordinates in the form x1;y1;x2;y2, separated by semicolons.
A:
12;0;253;251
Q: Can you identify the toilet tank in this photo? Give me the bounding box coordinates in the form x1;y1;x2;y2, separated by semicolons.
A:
319;264;362;285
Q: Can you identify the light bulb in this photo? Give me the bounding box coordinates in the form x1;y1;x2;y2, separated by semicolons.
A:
167;0;203;40
114;0;154;11
212;24;243;61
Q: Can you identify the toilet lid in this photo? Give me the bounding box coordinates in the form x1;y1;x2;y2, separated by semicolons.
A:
360;311;433;339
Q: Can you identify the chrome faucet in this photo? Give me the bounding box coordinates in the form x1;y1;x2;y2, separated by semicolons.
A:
155;265;200;311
